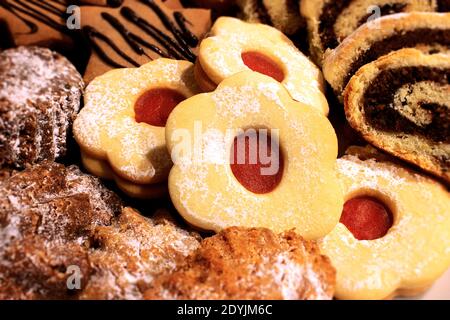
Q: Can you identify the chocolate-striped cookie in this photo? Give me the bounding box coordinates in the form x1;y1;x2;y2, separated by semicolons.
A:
301;0;441;65
344;48;449;183
323;12;450;98
0;46;83;168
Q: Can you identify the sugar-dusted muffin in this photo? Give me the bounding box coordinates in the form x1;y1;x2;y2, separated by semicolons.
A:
0;46;83;168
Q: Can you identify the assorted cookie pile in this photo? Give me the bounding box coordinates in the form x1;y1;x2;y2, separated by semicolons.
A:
0;0;449;300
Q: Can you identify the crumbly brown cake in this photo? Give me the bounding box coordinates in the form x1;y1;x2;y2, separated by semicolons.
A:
0;46;83;168
344;48;450;183
144;227;336;300
0;162;122;300
80;208;201;300
0;162;202;300
301;0;439;65
322;12;450;98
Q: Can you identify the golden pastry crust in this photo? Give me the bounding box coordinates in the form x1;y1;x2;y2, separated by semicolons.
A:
322;12;450;97
320;146;450;300
301;0;438;65
166;71;343;239
196;17;329;115
144;227;336;300
344;49;450;183
80;208;202;300
73;59;200;198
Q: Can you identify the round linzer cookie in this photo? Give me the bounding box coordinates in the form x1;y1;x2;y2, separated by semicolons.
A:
0;162;123;300
322;12;450;98
300;0;440;65
320;146;450;300
144;227;336;300
0;46;83;168
344;49;450;184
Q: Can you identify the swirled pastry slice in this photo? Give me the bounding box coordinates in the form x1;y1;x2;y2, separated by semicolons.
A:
344;48;450;183
301;0;439;65
323;12;450;97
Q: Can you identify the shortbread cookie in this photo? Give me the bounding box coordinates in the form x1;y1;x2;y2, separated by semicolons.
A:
344;49;450;183
301;0;439;65
320;146;450;300
80;207;201;300
144;227;335;300
0;162;122;300
166;71;342;239
81;0;211;82
322;12;450;97
0;46;83;168
73;58;200;198
195;17;328;115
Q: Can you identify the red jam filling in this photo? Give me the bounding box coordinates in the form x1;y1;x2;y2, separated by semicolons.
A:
134;88;186;127
340;196;393;240
230;130;284;194
241;51;285;82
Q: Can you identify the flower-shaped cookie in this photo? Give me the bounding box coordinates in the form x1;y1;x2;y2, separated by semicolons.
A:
321;146;450;299
195;17;329;115
166;71;343;239
73;58;200;198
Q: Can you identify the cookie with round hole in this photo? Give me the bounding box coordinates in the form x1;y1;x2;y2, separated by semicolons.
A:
320;146;450;300
165;71;343;239
73;58;201;198
194;16;329;115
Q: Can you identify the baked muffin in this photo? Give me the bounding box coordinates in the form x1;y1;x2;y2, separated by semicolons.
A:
0;46;83;168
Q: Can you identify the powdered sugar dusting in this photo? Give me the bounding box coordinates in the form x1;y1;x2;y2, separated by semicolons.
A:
320;153;450;299
73;59;198;185
0;46;83;167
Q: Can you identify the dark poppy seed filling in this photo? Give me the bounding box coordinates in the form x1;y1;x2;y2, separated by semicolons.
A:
345;28;450;87
438;0;450;12
319;0;352;50
319;1;410;50
356;3;407;28
363;66;449;157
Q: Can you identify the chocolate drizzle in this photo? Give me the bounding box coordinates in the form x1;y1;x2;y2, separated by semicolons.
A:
0;0;68;34
363;66;449;144
84;0;200;69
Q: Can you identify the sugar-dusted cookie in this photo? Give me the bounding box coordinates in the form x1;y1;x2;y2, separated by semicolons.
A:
322;12;450;97
195;17;329;115
344;49;450;184
0;46;83;168
320;146;450;300
80;207;202;300
73;58;200;198
300;0;439;65
0;162;123;300
166;71;342;239
144;227;335;300
80;0;211;82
